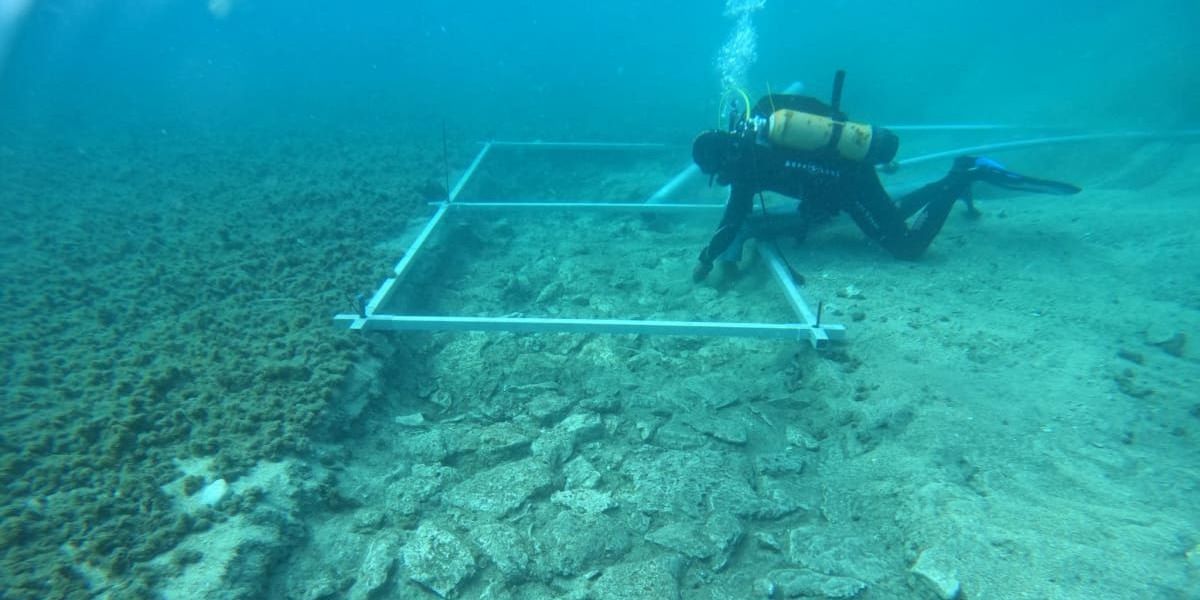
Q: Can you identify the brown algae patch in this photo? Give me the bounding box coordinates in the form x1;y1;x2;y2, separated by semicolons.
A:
0;133;432;598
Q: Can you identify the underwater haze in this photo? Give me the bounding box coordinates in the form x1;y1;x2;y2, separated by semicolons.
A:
2;1;1199;599
4;1;1199;138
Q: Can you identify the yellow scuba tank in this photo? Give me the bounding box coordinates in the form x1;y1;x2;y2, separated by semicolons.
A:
767;108;899;165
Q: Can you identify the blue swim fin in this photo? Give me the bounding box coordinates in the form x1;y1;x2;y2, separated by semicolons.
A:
961;156;1082;196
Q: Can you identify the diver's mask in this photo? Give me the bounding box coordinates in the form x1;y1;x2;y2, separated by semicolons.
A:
692;122;763;185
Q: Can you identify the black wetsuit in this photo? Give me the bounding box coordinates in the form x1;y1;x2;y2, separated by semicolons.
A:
698;146;963;264
698;98;966;265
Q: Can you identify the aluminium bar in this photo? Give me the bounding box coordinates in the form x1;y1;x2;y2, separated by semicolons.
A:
360;279;398;320
388;203;450;279
485;141;669;149
449;142;493;201
883;124;1076;132
646;164;701;204
354;139;493;323
445;201;721;210
760;245;818;324
760;244;845;348
362;202;451;316
333;313;812;340
898;129;1200;167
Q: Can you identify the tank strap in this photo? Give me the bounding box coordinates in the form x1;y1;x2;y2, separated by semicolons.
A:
824;70;849;155
830;70;846;114
825;121;846;154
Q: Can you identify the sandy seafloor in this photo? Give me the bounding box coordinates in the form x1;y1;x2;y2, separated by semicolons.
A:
1;128;1198;600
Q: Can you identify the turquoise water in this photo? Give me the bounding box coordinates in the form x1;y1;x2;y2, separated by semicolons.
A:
2;2;1198;599
4;2;1197;139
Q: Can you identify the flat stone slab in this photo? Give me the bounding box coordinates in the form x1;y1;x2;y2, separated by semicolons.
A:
474;422;533;459
537;511;631;577
472;522;530;581
591;558;680;600
563;456;601;489
402;523;475;598
645;522;715;559
348;532;401;600
911;547;962;600
768;568;866;599
444;458;552;516
387;464;457;517
619;449;767;519
788;529;888;583
681;412;748;445
644;514;742;560
551;488;616;514
531;412;604;466
755;451;806;476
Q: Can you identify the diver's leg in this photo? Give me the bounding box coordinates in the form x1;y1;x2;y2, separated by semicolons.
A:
895;182;954;219
892;156;983;218
843;169;959;260
895;156;1080;220
894;190;958;259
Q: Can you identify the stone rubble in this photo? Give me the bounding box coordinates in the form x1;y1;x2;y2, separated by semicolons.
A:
402;523;476;598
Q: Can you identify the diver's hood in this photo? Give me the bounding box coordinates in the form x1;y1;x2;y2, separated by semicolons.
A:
692;130;737;175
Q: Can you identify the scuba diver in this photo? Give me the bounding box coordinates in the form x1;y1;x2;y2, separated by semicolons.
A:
691;72;1082;283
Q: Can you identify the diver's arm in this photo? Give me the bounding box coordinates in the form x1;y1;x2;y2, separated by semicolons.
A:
694;183;755;280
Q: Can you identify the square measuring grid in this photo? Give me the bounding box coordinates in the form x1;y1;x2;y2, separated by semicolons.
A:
333;140;845;348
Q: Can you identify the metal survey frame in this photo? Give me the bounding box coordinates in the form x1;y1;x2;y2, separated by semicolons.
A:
333;139;845;348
